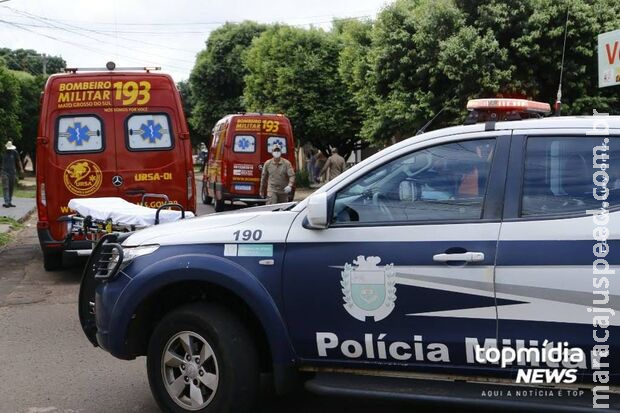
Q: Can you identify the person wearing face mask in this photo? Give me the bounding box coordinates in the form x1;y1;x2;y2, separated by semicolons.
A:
260;144;295;205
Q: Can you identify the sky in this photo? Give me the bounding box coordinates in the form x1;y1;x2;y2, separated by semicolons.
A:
0;0;393;82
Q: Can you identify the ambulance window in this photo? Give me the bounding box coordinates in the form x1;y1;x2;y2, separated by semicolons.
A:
332;139;496;224
56;116;103;153
126;114;173;150
233;135;256;153
521;137;618;216
267;137;287;154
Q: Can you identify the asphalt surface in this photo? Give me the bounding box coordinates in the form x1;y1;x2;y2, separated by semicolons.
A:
0;200;440;413
0;197;36;223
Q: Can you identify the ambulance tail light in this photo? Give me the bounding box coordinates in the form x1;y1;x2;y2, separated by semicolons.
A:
187;172;193;200
40;182;47;207
38;182;48;222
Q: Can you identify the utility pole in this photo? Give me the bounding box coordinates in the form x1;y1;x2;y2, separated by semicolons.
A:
42;53;47;76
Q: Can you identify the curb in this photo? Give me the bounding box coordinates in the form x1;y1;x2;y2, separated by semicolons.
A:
16;205;37;224
0;205;36;253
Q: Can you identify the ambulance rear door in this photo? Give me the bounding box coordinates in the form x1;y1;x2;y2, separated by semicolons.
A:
110;74;191;209
228;116;265;198
45;74;117;242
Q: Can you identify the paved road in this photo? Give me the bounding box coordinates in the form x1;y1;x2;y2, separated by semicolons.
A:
0;206;442;413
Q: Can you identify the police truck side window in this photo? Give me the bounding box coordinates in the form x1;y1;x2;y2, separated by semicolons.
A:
332;139;496;224
521;137;618;217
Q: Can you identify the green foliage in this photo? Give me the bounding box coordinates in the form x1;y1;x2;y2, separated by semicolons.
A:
177;80;202;147
295;169;311;189
0;65;22;149
244;25;361;154
356;0;469;144
0;48;65;75
10;70;45;160
189;22;268;142
339;0;620;146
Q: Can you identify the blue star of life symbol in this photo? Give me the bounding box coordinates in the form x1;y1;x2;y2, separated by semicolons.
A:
140;120;163;143
67;123;90;146
238;137;252;150
272;139;284;149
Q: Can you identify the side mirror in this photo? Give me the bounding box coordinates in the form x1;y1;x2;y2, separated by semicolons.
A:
306;192;328;229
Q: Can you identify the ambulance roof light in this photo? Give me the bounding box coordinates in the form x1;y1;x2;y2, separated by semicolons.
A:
466;98;551;114
63;62;161;73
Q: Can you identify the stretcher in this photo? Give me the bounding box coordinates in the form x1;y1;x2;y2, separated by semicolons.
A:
61;196;194;251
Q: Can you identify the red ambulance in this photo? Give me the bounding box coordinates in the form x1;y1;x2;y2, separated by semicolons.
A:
201;113;297;212
36;63;196;270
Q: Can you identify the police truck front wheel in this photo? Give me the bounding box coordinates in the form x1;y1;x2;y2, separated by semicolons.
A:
147;303;259;413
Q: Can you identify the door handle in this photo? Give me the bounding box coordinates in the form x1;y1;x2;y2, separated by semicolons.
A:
433;252;485;263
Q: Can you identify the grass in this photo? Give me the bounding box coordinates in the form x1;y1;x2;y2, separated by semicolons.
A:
0;182;36;199
0;216;24;229
0;232;10;247
0;217;23;247
13;185;36;198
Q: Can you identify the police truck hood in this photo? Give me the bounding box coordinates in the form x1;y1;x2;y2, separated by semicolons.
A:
121;208;300;247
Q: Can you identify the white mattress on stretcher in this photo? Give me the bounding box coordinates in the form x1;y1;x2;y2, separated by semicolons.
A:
68;197;195;227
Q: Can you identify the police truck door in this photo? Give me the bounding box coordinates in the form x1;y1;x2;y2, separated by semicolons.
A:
283;133;511;376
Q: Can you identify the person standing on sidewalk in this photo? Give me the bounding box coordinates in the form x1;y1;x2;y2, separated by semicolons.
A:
2;140;24;208
320;147;346;182
260;144;295;205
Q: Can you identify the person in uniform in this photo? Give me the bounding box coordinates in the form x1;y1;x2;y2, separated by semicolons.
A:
313;150;326;183
2;140;24;208
260;144;295;205
199;142;208;172
320;147;346;182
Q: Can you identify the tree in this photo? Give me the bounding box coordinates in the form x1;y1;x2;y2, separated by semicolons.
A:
340;0;620;147
11;70;45;165
506;0;620;114
177;80;202;148
350;0;470;145
0;63;22;150
189;22;267;142
0;48;65;76
244;25;361;154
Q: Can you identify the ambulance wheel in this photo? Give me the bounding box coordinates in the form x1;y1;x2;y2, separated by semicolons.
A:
147;303;259;413
214;199;225;212
201;184;212;205
43;251;63;271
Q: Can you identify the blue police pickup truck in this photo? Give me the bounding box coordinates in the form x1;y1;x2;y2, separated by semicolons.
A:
79;99;619;412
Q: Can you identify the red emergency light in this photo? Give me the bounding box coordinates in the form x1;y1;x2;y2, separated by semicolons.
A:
467;98;551;114
464;98;551;125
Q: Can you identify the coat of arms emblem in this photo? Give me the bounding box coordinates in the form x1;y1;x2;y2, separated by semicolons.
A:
341;256;396;321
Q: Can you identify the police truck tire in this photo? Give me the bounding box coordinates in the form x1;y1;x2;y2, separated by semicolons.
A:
147;303;259;413
214;199;225;212
43;251;62;271
201;184;212;205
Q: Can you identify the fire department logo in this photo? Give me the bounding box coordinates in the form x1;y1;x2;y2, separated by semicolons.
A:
63;159;102;196
341;256;397;322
